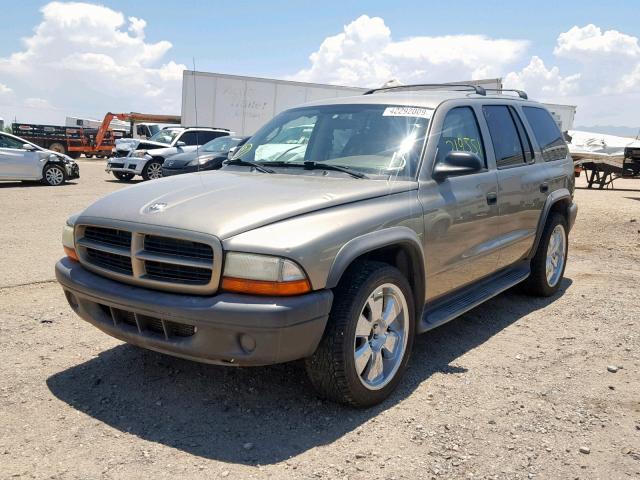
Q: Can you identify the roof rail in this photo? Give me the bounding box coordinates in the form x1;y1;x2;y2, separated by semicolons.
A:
363;83;487;96
183;126;231;131
484;88;528;100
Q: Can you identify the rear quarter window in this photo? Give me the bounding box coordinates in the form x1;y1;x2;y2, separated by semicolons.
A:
522;107;568;161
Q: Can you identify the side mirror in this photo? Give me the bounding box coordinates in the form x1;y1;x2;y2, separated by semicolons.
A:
23;143;37;151
432;151;484;181
176;141;186;147
227;146;238;158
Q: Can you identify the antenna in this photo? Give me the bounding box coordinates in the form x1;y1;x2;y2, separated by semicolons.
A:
192;58;200;172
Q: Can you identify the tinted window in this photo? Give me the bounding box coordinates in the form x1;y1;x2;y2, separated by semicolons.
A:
0;134;26;149
179;131;227;146
522;106;568;161
510;107;534;163
436;107;485;167
483;105;525;168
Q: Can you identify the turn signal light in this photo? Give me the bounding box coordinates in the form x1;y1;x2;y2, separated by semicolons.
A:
63;246;79;261
221;277;311;296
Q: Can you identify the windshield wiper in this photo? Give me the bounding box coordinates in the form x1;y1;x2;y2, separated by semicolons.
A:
303;161;367;179
224;158;274;174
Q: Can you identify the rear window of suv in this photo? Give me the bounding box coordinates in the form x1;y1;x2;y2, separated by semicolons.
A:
522;107;568;162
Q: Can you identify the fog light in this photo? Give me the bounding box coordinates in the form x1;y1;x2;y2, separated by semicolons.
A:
239;334;256;353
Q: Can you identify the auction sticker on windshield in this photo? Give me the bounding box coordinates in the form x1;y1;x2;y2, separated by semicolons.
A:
383;106;432;118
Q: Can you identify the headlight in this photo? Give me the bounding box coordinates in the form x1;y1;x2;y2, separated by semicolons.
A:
132;150;147;158
221;252;310;296
62;217;78;261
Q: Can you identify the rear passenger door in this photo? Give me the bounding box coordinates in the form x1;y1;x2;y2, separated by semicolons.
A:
482;104;549;269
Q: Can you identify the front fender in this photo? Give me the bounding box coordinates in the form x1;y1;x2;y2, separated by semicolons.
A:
325;226;425;288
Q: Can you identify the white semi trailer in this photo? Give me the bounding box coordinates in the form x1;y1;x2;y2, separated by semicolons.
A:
181;72;574;134
181;71;368;136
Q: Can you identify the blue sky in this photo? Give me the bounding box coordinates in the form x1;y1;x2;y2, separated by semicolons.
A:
1;1;639;128
4;0;638;78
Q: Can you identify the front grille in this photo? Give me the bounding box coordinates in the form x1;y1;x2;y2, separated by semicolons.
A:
114;150;129;158
109;162;125;168
84;226;131;248
86;248;133;275
144;235;213;261
76;224;220;294
100;305;196;339
145;260;211;285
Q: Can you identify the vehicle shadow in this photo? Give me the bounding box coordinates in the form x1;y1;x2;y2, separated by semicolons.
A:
0;181;79;188
47;278;572;465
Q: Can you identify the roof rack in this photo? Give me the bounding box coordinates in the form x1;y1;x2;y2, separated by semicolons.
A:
183;126;231;131
363;83;487;96
484;88;528;100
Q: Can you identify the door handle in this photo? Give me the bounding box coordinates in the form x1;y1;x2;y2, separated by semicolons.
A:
539;182;549;193
486;192;497;205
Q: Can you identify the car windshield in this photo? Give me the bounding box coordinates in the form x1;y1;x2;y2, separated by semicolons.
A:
148;129;180;145
202;136;243;153
231;104;431;179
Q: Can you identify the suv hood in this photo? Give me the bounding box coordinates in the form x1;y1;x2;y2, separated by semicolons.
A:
115;139;172;152
79;171;417;239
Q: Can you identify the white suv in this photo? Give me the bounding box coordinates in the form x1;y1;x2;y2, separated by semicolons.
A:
106;127;229;181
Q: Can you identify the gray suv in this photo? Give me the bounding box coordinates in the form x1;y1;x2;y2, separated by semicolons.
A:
56;84;577;407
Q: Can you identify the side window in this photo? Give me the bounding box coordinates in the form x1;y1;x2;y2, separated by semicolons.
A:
178;131;201;146
522;106;568;161
509;107;534;163
199;131;228;144
0;134;25;149
483;105;526;168
436;107;486;167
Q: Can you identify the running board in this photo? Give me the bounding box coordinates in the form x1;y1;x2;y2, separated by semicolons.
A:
418;263;530;333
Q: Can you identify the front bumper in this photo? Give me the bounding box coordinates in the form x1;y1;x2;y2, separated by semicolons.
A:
162;164;198;176
105;156;145;175
55;258;333;366
65;162;80;180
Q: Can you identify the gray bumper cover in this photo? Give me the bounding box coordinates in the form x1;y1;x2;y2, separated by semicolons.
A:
55;258;333;366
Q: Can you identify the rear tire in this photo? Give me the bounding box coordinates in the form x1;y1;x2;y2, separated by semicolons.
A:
305;261;415;407
42;164;66;186
113;172;135;182
48;142;66;155
522;212;568;296
142;159;163;181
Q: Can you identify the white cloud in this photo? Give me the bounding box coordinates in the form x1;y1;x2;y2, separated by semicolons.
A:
294;17;640;126
504;56;580;97
0;1;185;124
293;15;528;87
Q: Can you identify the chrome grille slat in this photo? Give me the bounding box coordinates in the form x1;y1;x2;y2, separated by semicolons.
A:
75;223;221;295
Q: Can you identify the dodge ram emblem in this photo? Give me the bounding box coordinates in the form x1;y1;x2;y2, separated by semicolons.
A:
148;202;168;213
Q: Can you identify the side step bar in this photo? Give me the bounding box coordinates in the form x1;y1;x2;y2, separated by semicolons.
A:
418;263;530;333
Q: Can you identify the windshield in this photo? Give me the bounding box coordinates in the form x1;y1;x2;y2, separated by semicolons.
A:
202;136;243;153
147;124;161;137
148;128;180;145
232;104;431;179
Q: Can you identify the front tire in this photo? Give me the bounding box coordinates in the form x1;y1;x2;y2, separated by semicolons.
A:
42;164;66;186
522;212;568;296
305;261;415;407
142;159;163;181
113;171;135;182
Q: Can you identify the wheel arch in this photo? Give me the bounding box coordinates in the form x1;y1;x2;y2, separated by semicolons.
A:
326;227;426;318
527;188;573;260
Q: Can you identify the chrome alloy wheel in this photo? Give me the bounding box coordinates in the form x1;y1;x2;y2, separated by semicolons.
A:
147;162;163;179
546;224;566;287
45;166;65;185
354;283;409;390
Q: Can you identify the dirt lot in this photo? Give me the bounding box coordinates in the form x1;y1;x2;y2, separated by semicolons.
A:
1;161;638;480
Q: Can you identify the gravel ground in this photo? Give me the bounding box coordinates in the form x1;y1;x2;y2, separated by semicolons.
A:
0;161;639;479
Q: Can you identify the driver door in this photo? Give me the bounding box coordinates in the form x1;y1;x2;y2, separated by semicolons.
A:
0;134;39;179
419;106;500;300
